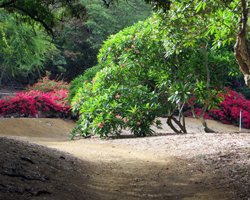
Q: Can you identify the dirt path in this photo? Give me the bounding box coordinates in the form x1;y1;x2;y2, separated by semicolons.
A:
0;118;250;199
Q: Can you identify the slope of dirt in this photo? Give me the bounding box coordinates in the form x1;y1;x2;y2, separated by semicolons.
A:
0;117;250;200
0;137;91;200
0;118;75;141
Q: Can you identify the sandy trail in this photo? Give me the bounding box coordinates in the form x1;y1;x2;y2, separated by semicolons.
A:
0;118;249;199
1;117;248;161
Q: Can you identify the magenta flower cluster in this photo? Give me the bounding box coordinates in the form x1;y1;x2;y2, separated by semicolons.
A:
187;89;250;128
0;89;70;118
209;89;250;128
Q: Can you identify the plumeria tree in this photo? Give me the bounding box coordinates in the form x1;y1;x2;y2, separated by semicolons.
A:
70;17;163;137
106;0;250;87
70;15;238;136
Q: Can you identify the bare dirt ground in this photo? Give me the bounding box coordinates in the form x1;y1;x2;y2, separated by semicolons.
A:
0;117;249;200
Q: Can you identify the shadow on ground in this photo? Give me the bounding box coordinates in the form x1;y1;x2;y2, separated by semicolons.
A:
1;137;249;200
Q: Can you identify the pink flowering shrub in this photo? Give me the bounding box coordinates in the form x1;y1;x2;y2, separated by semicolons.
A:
209;89;250;128
186;89;250;128
0;89;70;118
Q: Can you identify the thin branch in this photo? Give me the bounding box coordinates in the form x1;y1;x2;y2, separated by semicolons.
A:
8;4;54;35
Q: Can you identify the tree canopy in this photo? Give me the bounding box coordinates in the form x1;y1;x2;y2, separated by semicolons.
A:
70;14;239;137
160;0;250;87
0;10;58;85
0;0;86;34
0;0;151;84
106;0;250;87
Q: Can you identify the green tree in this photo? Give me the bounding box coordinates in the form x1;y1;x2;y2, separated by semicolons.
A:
157;0;250;88
107;0;250;87
0;0;86;34
160;45;236;133
71;15;238;136
0;0;87;85
0;11;57;85
70;17;164;137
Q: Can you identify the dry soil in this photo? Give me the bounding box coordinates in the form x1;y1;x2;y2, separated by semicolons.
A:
0;117;249;200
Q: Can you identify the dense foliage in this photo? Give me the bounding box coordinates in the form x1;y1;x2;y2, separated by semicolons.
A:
70;14;239;137
70;17;163;137
0;10;57;85
49;0;152;80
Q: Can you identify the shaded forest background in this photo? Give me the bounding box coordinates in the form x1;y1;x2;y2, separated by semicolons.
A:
0;0;151;86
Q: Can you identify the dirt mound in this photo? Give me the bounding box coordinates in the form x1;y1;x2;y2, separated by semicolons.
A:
0;137;89;200
0;118;75;141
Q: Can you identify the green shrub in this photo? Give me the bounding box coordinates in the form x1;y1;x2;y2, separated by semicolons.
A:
70;14;239;137
71;65;161;138
70;16;165;138
68;65;102;103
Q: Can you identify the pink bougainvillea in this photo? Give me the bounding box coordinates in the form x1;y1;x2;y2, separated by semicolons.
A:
0;89;70;118
209;89;250;128
187;89;250;128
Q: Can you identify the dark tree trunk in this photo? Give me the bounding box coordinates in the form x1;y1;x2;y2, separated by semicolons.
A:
167;113;187;134
234;0;250;86
199;117;216;133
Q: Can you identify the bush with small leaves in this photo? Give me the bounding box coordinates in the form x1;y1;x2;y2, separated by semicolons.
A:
68;65;102;103
70;16;164;138
71;66;161;138
27;74;69;93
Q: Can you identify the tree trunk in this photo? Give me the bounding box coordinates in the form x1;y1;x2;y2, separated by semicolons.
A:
189;103;216;133
199;117;216;133
167;113;187;134
234;0;250;87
